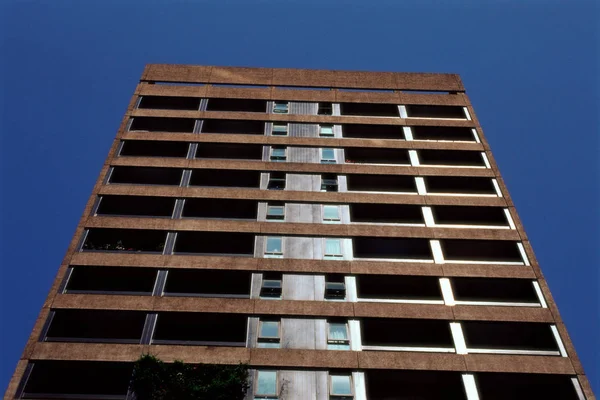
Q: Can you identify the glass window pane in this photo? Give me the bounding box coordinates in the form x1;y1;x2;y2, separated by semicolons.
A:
257;371;277;395
267;206;284;216
331;375;352;395
329;323;348;340
325;239;342;255
273;124;287;132
272;148;286;157
262;280;281;288
266;237;282;253
322;148;335;159
320;126;334;135
324;205;340;220
260;321;279;338
257;342;280;348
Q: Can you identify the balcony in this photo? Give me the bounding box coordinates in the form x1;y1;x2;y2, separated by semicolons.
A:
424;176;497;196
195;142;263;160
119;140;189;158
138;95;200;111
129;117;196;133
441;239;524;264
419;150;486;168
64;266;157;295
96;195;176;218
347;174;417;194
173;231;255;256
365;370;466;400
341;124;404;140
189;169;261;188
356;275;443;304
109;166;183;186
344;147;411;165
361;318;454;352
340;102;399;117
476;373;581;400
432;205;509;228
350;203;424;225
152;312;247;346
206;98;267;113
452;277;540;306
164;269;252;298
201;119;265;135
411;125;476;141
182;198;258;219
82;228;167;253
406;105;466;119
353;237;432;261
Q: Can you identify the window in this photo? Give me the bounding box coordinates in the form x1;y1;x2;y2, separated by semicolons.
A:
270;146;287;162
323;205;341;223
266;203;285;221
321;148;337;164
257;320;281;348
330;374;353;399
318;103;333;116
321;174;339;192
260;273;283;298
265;237;283;258
255;370;278;399
267;172;286;190
320;124;334;137
324;239;343;260
273;101;289;114
327;322;350;350
325;275;346;299
272;123;288;136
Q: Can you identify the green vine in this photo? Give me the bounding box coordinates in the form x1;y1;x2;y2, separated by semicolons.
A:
131;355;249;400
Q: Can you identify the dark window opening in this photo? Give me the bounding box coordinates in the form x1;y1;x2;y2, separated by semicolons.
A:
174;231;255;256
406;105;465;119
65;266;157;295
182;198;258;219
268;172;286;190
347;174;417;193
22;361;133;399
201;119;265;135
206;98;267;113
350;203;424;224
353;237;432;260
425;176;496;195
365;370;467;400
344;147;410;165
361;318;453;348
96;195;176;218
109;166;183;186
45;310;145;343
195;142;263;160
138;96;200;111
442;239;523;263
433;205;508;226
411;125;475;141
83;229;167;253
261;272;283;298
119;140;189;158
320;174;338;192
342;124;404;140
189;169;261;188
318;102;333;115
419;150;485;167
462;321;558;352
452;278;538;304
130;117;195;133
164;269;251;298
476;373;579;400
325;275;346;300
357;275;442;301
153;312;247;346
340;102;399;117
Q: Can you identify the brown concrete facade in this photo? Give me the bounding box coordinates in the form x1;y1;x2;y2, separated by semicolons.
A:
4;64;594;400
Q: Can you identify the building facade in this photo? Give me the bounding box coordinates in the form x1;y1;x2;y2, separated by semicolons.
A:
5;64;594;399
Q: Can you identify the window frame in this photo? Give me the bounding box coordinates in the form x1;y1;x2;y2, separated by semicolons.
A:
327;321;351;350
321;148;337;164
270;146;287;162
319;124;335;137
325;275;346;300
323;205;341;223
255;370;279;399
273;101;289;114
264;236;284;258
272;123;288;136
257;319;281;348
323;238;344;260
267;172;286;190
318;102;334;116
321;175;339;192
266;203;285;221
329;374;354;399
260;273;283;299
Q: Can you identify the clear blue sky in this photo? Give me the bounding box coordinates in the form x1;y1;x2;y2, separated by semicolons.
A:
1;0;598;393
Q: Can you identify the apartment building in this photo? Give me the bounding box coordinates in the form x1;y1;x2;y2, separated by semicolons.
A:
4;64;594;400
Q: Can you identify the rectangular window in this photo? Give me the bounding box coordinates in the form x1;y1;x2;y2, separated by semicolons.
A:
270;146;287;162
320;124;334;137
325;275;346;299
267;172;286;190
273;101;289;114
323;205;341;223
257;320;281;348
318;103;333;116
256;370;278;398
272;123;288;136
327;322;350;350
324;239;343;260
265;237;283;258
266;203;285;221
330;374;353;399
260;273;282;298
321;148;337;164
321;174;338;192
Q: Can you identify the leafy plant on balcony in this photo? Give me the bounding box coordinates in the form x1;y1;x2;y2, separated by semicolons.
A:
131;355;249;400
